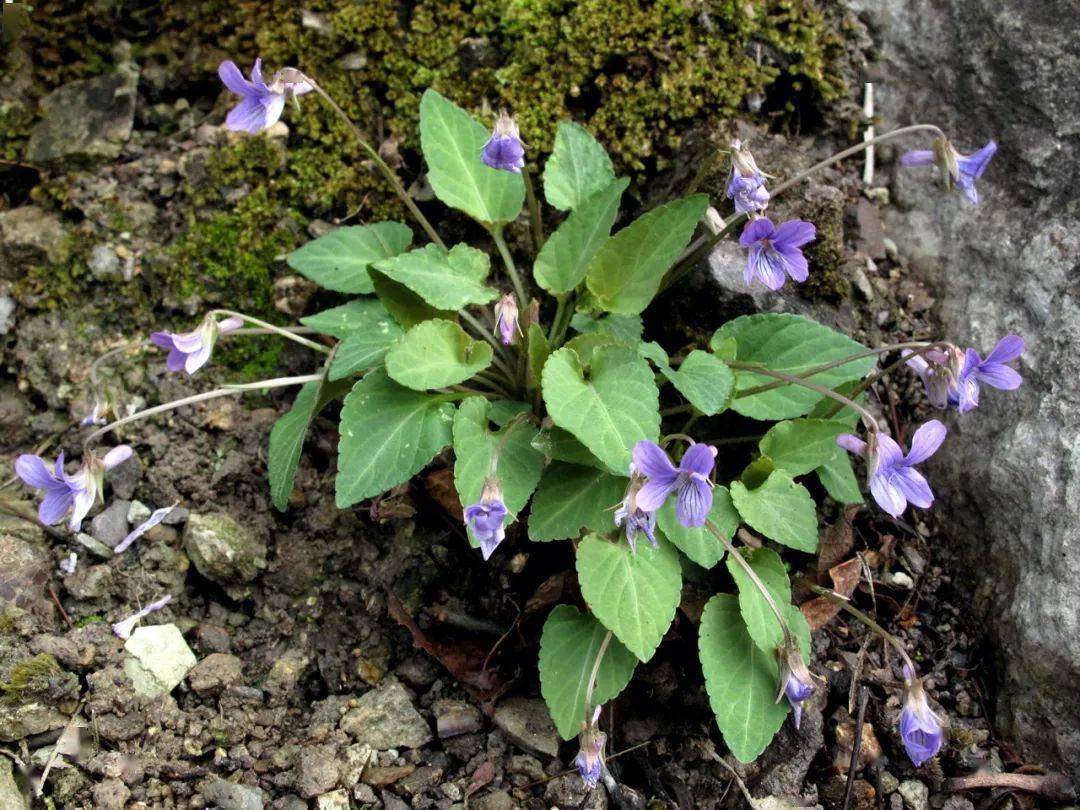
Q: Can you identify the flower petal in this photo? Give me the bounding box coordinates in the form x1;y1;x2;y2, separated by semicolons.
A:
69;487;96;532
904;420;946;465
218;60;255;96
39;488;73;525
632;441;677;480
15;454;58;490
225;96;270;133
892;468;934;509
170;330;205;353
983;334;1024;365
165;349;188;373
836;434;867;457
261;94;286;129
149;331;176;350
675;476;712;528
870;473;907;517
635;477;679;512
874;434;905;471
772;219;816;249
974;363;1022;390
776;244;808;282
184;343;213;374
102;445;133;470
899;150;935;167
218;316;245;334
749;246;789;290
679;442;717;477
739;217;775;247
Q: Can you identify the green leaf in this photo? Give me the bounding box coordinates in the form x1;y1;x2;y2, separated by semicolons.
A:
699;593;790;762
369;269;454;329
586;194;709;314
542;346;660;474
656;486;739;569
452;397;544;528
328;315;404;381
374;244;498;311
543;122;616;211
816;450;864;504
419;89;523;225
528;463;626;542
335;371;455;507
726;547;793;654
385;319;493;391
640;343;733;416
300;299;390;339
759;419;850;477
712;314;875;420
570;312;643;343
526;323;550;390
530;428;608;470
534;178;628;295
539;605;637;740
286;222;413;294
576;534;682;662
730;471;818;553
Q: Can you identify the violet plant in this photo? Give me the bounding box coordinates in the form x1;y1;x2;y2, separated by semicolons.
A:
10;59;1027;783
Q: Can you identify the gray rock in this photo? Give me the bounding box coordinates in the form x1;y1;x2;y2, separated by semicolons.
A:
315;790;350;810
91;778;131;810
493;697;560;758
123;623;197;699
74;533;114;560
264;648;311;699
201;776;265;810
0;296;14;336
187;653;244;696
0;207;66;277
294;745;340;799
843;0;1080;779
91;499;130;548
183;512;266;594
897;780;928;810
88;245;122;280
0;534;49;609
341;677;432;750
27;67;138;164
0;701;69;742
545;772;591;808
434;698;483;738
472;791;516;810
0;755;28;810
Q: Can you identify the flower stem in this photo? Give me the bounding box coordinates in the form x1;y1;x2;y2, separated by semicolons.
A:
83;374;322;448
209;310;330;354
521;165;545;253
459;310;518;384
548;292;576;348
801;581;916;673
492;225;529;310
306;78;446;250
583;630;613;717
705;519;794;648
817;343;945;420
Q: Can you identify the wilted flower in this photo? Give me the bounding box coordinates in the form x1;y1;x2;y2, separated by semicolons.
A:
480;112;525;173
952;335;1025;412
112;594;173;640
14;445;133;532
726;140;770;215
777;642;814;729
900;139;997;204
493;294;521;346
739;217;817;291
150;315;243;375
114;502;180;555
837;421;947;518
899;665;945;767
902;349;954;410
575;705;606;789
218;58;312;134
464;477;508;560
81;400;108;427
613;472;657;552
631;440;717;528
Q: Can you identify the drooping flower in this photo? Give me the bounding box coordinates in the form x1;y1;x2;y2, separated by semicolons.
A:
613;472;657;552
114;502;180;555
480;112;525;173
14;445;133;532
738;217;817;291
951;335;1025;412
726;140;770;215
902;349;955;410
899;665;945;767
837;421;947;518
777;643;815;730
575;706;606;789
900;139;997;204
218;58;312;134
632;440;717;528
81;400;108;427
464;478;508;560
493;294;521;346
150;315;243;375
112;594;173;641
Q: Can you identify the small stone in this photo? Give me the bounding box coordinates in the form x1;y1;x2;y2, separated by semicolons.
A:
339;52;368;71
0;749;28;810
493;697;559;758
91;500;131;548
340;743;375;788
64;564;113;600
272;275;317;318
200;776;265;810
90;778;130;810
887;571;915;589
183;512;266;593
187;653;244;697
398;764;443;796
507;754;544;781
88;245;122;280
545;773;590;807
0;534;50;608
848;259;875;302
315;789;350;810
264;648;311;699
471;790;516;810
295;745;340;799
940;798;974;810
0;297;14;336
898;779;929;810
300;9;331;31
882;237;900;263
341;677;432;750
434;699;482;739
127;501;151;526
361;765;414;788
123;624;197;699
27;69;138;164
0;207;66;273
880;772;900;794
852;198;886;259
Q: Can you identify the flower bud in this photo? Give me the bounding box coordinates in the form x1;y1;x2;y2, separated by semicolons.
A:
481;112;525;173
493;293;521;346
464;477;508;560
777;642;814;729
726;140;770;215
899;667;945;767
613;472;657;552
575;705;606;789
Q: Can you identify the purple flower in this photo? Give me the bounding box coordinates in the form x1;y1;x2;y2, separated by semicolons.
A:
493;294;520;346
632;441;717;528
727;173;771;216
218;59;312;134
464;478;508;560
903;349;954;410
81;401;107;427
15;445;133;531
900;667;945;767
150;316;243;375
613;473;657;552
738;217;816;291
575;706;606;789
784;671;814;730
112;594;173;640
480;112;525;173
777;643;814;729
114;502;180;555
837;421;947;518
952;335;1024;412
900;140;997;204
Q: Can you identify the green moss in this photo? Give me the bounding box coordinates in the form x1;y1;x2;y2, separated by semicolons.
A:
75;614;104;628
0;654;61;702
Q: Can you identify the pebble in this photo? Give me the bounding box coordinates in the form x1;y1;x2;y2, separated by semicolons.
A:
340;677;433;750
295;745;341;799
434;699;483;738
315;789;350;810
183;512;267;594
187;653;244;696
75;532;114;560
200;776;265;810
91;499;131;548
91;778;131;810
127;501;151;526
88;244;122;279
123;623;197;699
264;648;311;699
493;697;559;758
898;779;929;810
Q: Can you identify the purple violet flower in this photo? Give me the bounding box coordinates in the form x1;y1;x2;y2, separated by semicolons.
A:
900;140;997;204
14;445;133;532
738;217;817;291
493;294;521;346
112;594;173;640
632;440;717;528
952;335;1025;412
727;173;771;216
899;666;945;767
150;316;243;375
218;59;312;134
575;706;606;789
480;112;525;173
902;349;954;410
464;478;508;560
114;502;180;555
613;473;658;552
777;642;814;729
837;421;947;518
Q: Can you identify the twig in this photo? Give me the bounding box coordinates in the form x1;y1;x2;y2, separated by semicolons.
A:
841;687;870;810
47;586;74;630
946;772;1076;802
706;748;758;808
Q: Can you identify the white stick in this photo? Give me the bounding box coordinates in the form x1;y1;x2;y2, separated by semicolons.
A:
862;82;875;186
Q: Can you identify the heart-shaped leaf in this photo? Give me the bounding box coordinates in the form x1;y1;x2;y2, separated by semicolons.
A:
543;122;616;211
656;486;739;569
730;470;818;553
385;319;494;391
287;222;412;294
528;463;627;542
374;244;498;311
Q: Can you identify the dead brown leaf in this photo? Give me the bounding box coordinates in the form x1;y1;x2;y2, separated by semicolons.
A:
424;468;463;521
